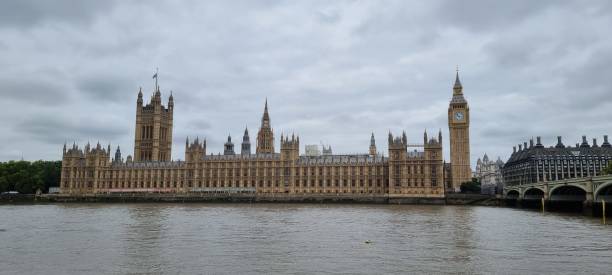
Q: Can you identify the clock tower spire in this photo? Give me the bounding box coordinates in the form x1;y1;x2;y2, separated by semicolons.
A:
448;68;471;192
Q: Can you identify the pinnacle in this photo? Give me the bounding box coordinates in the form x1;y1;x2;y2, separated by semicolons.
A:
454;70;462;89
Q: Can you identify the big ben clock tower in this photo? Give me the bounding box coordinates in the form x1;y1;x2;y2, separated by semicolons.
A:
448;70;471;192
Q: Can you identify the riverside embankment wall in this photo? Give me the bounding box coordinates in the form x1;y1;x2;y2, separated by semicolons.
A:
1;193;501;205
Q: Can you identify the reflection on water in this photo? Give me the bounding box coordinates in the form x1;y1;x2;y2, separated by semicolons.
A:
0;204;611;275
120;206;169;274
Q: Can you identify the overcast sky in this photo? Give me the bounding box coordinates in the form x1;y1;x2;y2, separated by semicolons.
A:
1;0;611;167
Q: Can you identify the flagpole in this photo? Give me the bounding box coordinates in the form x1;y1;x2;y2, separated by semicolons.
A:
155;67;159;91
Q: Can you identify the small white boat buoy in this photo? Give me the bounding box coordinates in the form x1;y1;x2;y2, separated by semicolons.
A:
364;240;372;244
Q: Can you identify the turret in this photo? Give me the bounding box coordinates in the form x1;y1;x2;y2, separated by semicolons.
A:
114;146;122;163
137;87;143;106
424;130;428;144
241;127;251;155
369;133;377;156
592;138;598;148
168;91;174;110
280;133;299;161
185;136;205;162
388;132;407;161
224;135;235;155
424;130;442;160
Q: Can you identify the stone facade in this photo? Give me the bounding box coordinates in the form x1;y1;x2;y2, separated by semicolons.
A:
474;154;504;195
60;73;470;197
134;86;173;162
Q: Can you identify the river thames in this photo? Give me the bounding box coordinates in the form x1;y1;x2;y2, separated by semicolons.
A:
0;204;610;274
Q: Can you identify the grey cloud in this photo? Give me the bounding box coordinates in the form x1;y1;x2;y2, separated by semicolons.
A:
15;114;126;145
1;0;611;167
0;0;118;28
0;77;69;104
434;0;557;32
76;74;135;102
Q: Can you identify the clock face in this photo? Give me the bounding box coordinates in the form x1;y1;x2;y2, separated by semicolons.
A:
454;111;464;121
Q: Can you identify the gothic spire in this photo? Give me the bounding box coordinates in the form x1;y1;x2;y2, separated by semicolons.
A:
453;66;464;96
114;146;122;163
450;68;467;105
262;98;270;123
454;70;462;89
370;132;375;146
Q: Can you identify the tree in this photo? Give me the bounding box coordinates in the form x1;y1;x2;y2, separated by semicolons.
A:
604;162;612;175
0;177;9;193
460;177;481;194
0;160;61;194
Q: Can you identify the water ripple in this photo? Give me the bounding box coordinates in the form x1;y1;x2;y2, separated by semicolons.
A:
0;204;611;274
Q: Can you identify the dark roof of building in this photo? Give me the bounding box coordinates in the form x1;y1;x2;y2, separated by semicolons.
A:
505;146;612;166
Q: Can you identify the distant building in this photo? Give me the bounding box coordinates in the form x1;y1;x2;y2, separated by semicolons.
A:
304;145;321;157
474;153;504;195
503;135;612;187
322;145;332;156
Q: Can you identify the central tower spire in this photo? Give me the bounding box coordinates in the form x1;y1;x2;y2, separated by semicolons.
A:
256;99;274;154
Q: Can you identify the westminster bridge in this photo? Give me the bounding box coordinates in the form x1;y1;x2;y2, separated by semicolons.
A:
504;175;612;214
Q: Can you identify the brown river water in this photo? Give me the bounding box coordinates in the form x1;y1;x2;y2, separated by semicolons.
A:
0;204;610;274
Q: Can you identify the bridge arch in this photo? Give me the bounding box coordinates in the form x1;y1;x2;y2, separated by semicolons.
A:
549;184;587;198
506;189;519;199
523;188;545;200
549;185;587;202
594;181;612;201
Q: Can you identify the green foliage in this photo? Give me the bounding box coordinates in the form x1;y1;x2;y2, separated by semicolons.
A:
604;162;612;175
460;177;481;194
0;160;61;194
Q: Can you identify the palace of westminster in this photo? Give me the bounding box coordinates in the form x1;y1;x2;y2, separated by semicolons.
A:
60;73;472;197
